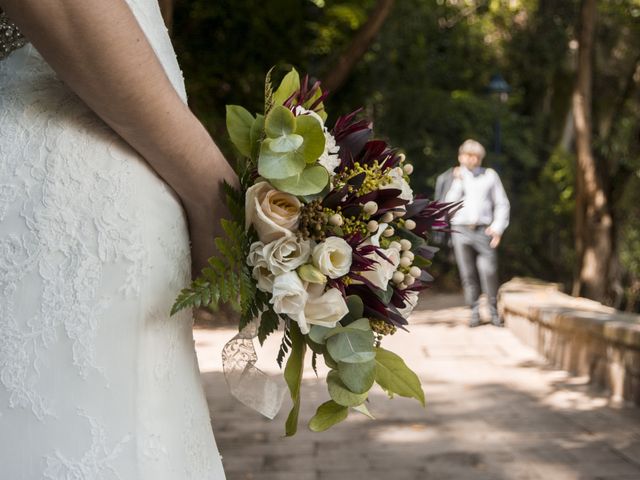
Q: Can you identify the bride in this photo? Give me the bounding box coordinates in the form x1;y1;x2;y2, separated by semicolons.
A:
0;0;234;478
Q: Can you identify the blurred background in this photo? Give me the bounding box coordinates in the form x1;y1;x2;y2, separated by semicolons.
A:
161;0;639;311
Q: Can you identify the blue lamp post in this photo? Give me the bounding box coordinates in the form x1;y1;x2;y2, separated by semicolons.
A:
487;73;511;154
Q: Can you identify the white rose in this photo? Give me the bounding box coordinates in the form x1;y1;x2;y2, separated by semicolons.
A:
360;244;401;291
312;236;353;279
382;167;413;202
262;236;311;275
245;182;301;243
304;284;349;329
247;241;274;292
270;272;309;333
398;290;420;318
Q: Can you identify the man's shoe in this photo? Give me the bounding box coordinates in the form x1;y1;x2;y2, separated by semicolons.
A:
491;316;504;327
469;319;481;328
469;308;480;328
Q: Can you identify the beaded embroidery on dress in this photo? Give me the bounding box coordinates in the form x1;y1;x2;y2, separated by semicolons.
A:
0;2;226;479
0;10;26;60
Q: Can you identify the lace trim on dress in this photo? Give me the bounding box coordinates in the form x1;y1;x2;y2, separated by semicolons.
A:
0;10;27;60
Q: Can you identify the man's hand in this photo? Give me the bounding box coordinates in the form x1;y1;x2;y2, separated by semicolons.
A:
485;226;502;248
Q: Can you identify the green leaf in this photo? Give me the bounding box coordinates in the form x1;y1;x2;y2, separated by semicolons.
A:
326;328;375;364
226;105;255;158
327;370;368;407
352;403;375;419
302;86;327;122
373;284;394;305
269;133;304;153
295;114;326;163
249;114;265;161
324;352;338;369
273;68;300;106
270;165;329;196
412;255;432;269
325;318;372;339
309;400;348;432
284;323;307;436
396;227;427;249
338;358;376;394
265;105;296;138
258;141;306;180
258;309;280;345
309;325;332;345
374;347;425;407
345;296;364;319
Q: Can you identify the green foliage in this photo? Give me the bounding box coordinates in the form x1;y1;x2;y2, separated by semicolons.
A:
326;325;375;364
171;182;249;316
337;358;376;394
374;347;425;407
284;323;307;436
309;400;349;432
327;370;368;407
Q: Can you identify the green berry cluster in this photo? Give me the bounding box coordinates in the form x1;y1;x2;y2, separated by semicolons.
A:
370;319;397;336
334;160;392;197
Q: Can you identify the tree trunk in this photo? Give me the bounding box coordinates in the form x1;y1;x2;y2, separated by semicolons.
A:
158;0;174;35
322;0;396;95
571;0;614;303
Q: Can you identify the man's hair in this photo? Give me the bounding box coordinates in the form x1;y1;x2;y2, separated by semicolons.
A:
458;139;486;161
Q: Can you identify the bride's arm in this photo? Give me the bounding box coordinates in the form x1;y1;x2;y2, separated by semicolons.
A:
1;0;238;275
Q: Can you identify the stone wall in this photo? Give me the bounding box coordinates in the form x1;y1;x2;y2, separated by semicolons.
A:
498;278;640;405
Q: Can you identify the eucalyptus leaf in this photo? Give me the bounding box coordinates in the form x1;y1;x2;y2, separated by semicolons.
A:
309;325;332;345
295;114;326;163
273;68;300;106
326;328;375;364
308;400;348;432
265;105;296;138
269;133;304;153
338;358;376;394
270;165;329;196
226;105;255;158
258;141;305;180
327;370;368;407
374;347;425;407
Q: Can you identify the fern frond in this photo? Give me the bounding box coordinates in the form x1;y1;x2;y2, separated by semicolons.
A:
276;327;292;369
171;278;213;315
258;309;280;345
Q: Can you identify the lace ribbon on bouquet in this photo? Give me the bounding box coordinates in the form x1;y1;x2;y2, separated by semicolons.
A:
221;321;287;419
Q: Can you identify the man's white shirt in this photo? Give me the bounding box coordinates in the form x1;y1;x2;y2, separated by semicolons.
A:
444;167;510;235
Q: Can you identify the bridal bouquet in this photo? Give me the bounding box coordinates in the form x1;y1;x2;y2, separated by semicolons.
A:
172;68;458;435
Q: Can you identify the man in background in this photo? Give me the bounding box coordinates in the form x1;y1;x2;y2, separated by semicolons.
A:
439;139;510;327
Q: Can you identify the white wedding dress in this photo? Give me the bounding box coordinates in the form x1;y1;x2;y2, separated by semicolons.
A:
0;2;226;479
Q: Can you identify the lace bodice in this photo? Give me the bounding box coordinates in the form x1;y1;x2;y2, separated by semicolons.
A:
0;11;26;60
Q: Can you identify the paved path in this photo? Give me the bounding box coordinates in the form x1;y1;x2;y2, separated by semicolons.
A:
195;293;640;480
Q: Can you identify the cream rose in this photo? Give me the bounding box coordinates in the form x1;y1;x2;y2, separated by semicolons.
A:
312;236;353;279
270;272;309;332
382;167;413;202
262;236;311;275
245;182;301;243
304;284;349;329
